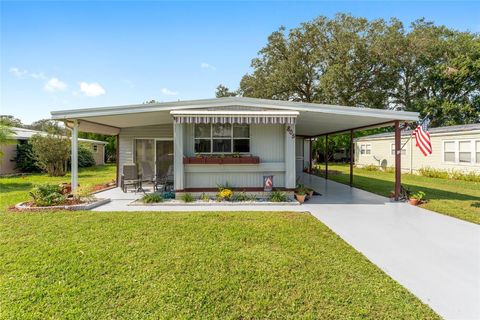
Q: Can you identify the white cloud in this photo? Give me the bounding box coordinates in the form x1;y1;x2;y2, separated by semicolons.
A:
44;78;67;92
30;72;48;80
79;82;106;97
9;67;28;78
200;62;216;70
161;87;178;96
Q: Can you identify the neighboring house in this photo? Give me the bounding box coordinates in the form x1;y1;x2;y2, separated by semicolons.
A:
355;123;480;173
0;127;107;175
51;97;418;197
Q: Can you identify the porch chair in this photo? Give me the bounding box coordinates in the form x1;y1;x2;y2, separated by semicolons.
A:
155;165;174;192
121;164;142;193
140;161;156;191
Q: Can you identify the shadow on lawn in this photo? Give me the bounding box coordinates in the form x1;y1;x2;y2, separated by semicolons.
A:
316;172;479;202
0;182;33;193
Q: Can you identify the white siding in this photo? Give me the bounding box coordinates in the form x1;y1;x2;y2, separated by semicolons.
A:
118;124;173;176
117;117;295;189
355;131;480;173
183;124;287;188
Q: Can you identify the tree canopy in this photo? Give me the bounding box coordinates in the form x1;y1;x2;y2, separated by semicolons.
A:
222;14;479;127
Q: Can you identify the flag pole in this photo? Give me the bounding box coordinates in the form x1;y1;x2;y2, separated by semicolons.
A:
400;114;430;150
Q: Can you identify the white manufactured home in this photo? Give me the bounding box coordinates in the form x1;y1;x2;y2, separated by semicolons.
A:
51;97;418;199
355;123;480;173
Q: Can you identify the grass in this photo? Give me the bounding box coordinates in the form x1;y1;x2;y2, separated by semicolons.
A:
0;211;439;319
316;164;480;224
0;164;116;211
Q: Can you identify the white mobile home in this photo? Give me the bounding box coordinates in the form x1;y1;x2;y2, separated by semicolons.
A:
51;97;418;199
355;123;480;173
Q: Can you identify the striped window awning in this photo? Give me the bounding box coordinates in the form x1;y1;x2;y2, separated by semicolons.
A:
170;110;298;125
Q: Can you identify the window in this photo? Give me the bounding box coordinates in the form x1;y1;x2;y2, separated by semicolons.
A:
93;145;98;152
366;145;371;155
476;141;480;164
390;144;406;156
444;141;455;162
459;141;471;163
360;144;371;155
194;123;250;153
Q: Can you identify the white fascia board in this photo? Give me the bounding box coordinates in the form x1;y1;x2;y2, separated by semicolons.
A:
51;97;418;121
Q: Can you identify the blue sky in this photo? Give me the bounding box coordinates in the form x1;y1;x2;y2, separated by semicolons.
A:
1;1;479;124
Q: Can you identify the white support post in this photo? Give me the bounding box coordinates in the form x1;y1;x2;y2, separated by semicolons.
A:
173;122;184;191
285;124;296;189
71;120;79;192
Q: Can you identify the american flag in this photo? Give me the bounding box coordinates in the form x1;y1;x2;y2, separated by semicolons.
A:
412;117;432;156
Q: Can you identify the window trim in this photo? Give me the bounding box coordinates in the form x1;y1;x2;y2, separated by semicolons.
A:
442;139;480;165
194;123;251;154
390;143;406;156
360;144;371;155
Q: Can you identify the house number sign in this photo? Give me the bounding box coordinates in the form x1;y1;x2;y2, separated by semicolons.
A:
286;125;295;138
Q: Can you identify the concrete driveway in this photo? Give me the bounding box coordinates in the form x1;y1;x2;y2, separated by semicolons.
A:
298;173;480;320
94;174;480;319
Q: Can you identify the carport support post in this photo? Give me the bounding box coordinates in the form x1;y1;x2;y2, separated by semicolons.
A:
173;122;184;191
349;129;353;187
115;134;120;187
71;120;79;192
394;120;401;201
325;135;328;180
309;138;312;173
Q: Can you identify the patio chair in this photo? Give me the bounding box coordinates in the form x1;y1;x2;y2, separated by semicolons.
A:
155;165;174;192
140;161;156;189
121;164;142;193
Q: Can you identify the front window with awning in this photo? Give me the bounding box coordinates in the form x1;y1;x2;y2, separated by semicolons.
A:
194;123;250;153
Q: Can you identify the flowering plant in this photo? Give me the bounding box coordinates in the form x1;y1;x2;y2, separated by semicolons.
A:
218;188;233;200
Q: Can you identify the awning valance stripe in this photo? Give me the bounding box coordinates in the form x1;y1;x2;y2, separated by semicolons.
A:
173;115;296;125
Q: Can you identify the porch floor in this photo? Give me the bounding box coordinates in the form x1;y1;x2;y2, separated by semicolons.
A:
92;174;479;320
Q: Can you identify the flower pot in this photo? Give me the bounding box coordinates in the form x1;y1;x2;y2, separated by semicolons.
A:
295;194;306;203
409;198;420;206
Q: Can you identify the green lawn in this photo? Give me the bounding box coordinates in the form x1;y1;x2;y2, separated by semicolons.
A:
0;164;116;211
0;210;438;319
315;164;480;224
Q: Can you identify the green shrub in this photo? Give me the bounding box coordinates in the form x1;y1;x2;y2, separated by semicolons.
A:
78;144;96;168
383;166;395;173
142;193;164;203
29;184;66;206
418;167;449;179
418;167;480;182
14;141;41;172
232;192;250;202
181;193;194;203
30;134;70;176
269;190;288;202
200;193;210;202
449;170;480;182
362;164;379;171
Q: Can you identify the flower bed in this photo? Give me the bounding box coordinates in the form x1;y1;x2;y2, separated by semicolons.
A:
13;182;114;212
183;155;260;165
14;198;111;211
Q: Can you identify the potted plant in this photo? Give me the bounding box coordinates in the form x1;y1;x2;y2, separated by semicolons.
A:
295;189;307;203
409;191;425;206
306;187;314;198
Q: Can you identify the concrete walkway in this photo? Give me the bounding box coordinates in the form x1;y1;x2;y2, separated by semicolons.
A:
93;174;480;319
